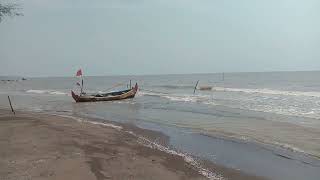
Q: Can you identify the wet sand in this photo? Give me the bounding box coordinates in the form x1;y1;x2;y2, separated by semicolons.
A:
0;109;265;180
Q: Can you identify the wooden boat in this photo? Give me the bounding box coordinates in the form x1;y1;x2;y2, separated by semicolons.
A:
71;83;138;102
193;81;213;93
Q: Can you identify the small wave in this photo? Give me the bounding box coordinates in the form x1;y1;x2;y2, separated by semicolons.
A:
127;131;224;180
30;107;44;112
154;85;195;89
272;141;308;155
26;90;47;94
113;101;136;105
87;121;123;130
210;87;320;97
140;91;214;103
138;90;168;97
50;91;68;95
26;89;68;96
244;105;320;120
54;114;123;130
163;95;197;103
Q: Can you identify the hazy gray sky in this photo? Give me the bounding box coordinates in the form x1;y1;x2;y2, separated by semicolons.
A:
1;0;320;77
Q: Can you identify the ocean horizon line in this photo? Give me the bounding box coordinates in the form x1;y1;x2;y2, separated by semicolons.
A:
1;69;320;79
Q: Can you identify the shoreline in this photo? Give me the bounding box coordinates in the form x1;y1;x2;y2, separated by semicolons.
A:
0;109;265;180
197;130;320;163
63;110;320;180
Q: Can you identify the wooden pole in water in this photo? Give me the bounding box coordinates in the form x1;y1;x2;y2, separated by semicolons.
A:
193;80;199;94
81;78;83;94
130;80;132;88
8;96;15;114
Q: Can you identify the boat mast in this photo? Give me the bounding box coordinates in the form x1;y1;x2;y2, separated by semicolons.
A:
76;69;84;95
81;78;84;94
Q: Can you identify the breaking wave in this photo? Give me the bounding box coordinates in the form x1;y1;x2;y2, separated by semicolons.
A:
139;91;215;104
138;89;320;119
26;89;69;96
154;85;196;89
210;87;320;97
53;114;123;130
148;84;320;98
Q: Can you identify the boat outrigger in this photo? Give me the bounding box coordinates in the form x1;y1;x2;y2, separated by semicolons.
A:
71;69;138;102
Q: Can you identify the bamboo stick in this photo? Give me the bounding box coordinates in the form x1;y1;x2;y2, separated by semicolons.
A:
8;96;15;114
194;80;199;94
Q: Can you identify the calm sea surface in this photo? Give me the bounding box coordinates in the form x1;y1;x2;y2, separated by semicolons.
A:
1;71;320;180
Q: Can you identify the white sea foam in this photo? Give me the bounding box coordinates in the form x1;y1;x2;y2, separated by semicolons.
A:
127;131;224;180
140;89;320;118
272;141;307;154
50;91;68;95
54;114;123;130
138;91;167;97
163;95;197;102
146;84;320;98
88;121;123;130
26;89;68;96
244;105;320;120
26;89;47;94
139;91;214;104
219;130;315;158
211;87;320;97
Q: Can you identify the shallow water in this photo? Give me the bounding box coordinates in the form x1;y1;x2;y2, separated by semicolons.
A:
1;71;320;179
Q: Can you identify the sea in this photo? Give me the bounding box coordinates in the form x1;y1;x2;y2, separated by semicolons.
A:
1;71;320;180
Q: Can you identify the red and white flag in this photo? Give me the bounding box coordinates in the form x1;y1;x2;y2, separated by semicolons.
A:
76;69;82;76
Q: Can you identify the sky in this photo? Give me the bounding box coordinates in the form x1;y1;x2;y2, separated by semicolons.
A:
0;0;320;77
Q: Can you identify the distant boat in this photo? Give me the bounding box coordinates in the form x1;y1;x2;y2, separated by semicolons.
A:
71;83;138;103
198;86;212;91
193;80;213;93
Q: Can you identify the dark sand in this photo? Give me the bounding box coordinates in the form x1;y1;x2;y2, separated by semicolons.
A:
0;109;265;180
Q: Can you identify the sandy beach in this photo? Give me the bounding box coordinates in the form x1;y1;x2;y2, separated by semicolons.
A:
0;109;265;180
